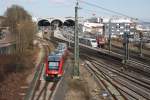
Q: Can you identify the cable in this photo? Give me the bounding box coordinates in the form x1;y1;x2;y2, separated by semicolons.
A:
80;0;130;17
73;0;149;23
81;8;117;17
79;0;136;19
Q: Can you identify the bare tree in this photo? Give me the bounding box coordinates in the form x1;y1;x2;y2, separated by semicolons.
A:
2;5;36;53
17;20;36;52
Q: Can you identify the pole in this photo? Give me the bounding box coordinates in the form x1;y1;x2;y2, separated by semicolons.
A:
139;32;143;57
108;19;111;53
69;30;71;47
73;0;79;78
123;32;129;64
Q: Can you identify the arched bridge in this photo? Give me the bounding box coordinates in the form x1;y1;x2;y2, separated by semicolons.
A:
38;17;75;27
37;17;84;29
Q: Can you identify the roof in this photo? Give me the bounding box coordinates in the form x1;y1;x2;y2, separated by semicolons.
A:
99;17;134;23
111;19;132;23
83;22;104;28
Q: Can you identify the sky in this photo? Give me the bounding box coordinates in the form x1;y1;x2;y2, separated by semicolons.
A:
0;0;150;22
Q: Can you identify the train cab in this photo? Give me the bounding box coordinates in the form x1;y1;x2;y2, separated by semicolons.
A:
79;37;98;48
96;35;106;48
89;38;97;48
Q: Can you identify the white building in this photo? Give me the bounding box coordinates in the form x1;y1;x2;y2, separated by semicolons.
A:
82;18;104;35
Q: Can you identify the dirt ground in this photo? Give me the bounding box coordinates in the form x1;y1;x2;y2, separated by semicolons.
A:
64;59;108;100
0;46;40;100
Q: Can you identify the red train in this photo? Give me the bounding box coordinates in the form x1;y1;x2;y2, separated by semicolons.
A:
96;34;106;48
45;43;68;81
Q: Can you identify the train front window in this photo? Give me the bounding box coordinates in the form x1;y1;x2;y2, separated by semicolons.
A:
91;40;96;43
48;62;59;70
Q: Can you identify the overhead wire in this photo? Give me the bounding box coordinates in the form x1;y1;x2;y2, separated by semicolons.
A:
79;0;133;18
80;0;149;22
80;7;118;17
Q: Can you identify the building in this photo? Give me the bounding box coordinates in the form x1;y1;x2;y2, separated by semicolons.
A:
81;17;137;38
136;23;150;41
82;17;104;35
101;17;136;38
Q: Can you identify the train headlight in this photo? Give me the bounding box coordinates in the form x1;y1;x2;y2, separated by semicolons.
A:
58;74;62;77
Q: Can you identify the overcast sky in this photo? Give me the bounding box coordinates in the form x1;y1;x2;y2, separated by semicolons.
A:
0;0;150;21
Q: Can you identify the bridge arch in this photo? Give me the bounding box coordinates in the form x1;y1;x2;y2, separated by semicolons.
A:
51;19;63;30
64;19;75;27
38;19;50;26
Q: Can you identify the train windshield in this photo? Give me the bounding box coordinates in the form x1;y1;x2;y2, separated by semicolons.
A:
48;62;59;70
91;40;96;42
90;39;97;48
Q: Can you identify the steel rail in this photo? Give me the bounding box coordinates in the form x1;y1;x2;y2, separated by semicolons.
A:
85;60;127;100
84;55;150;100
85;54;150;89
24;40;49;100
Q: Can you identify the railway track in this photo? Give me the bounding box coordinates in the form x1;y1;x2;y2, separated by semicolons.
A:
109;44;150;66
83;54;150;100
32;66;59;100
79;46;150;77
84;60;127;100
46;34;150;99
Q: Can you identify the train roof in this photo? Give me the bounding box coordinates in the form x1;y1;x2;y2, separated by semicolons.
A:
58;42;67;47
58;43;67;49
47;42;67;61
48;52;62;61
58;42;67;46
54;49;65;54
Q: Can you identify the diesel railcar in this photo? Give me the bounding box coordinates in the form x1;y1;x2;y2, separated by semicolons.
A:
44;43;68;81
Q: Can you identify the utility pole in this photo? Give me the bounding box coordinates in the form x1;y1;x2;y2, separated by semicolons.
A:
69;30;71;48
139;32;143;57
123;31;129;64
73;0;79;78
108;18;112;53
